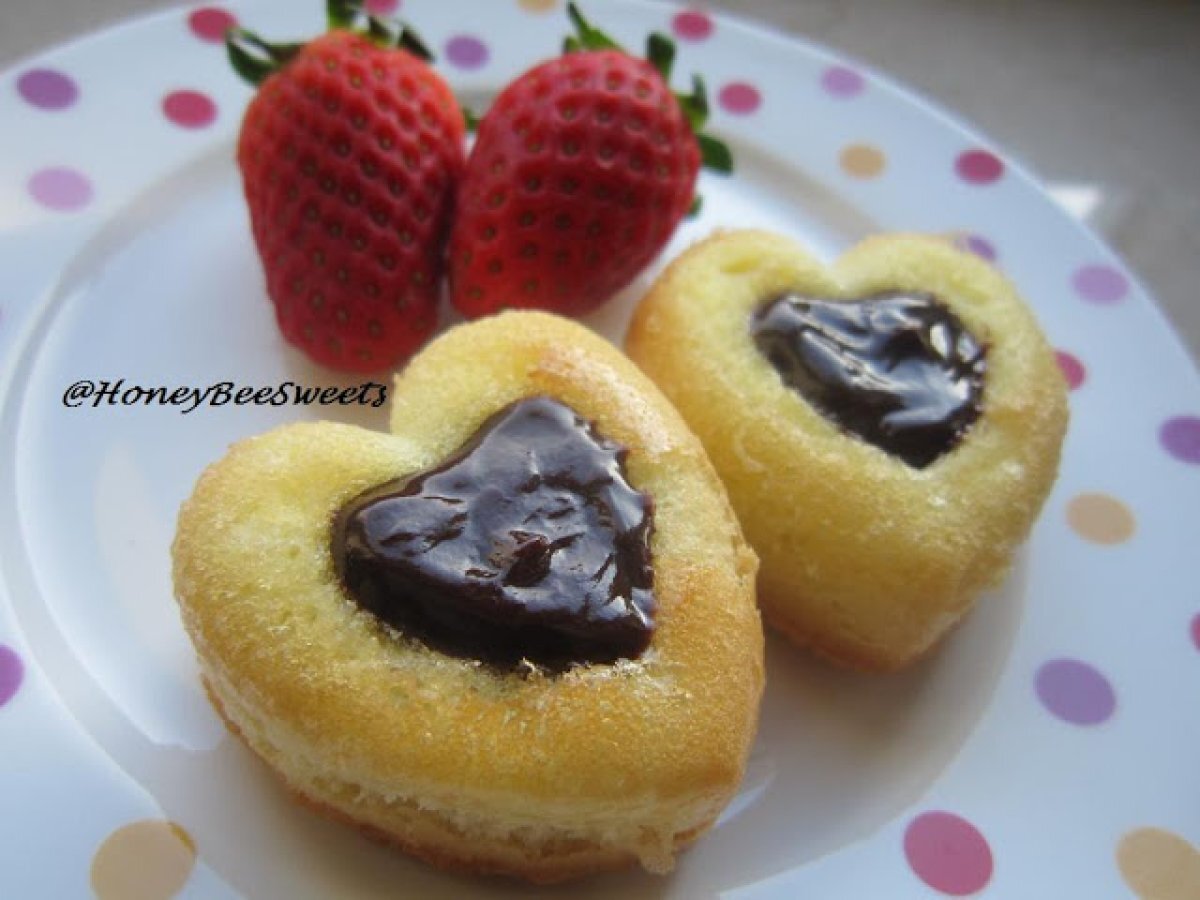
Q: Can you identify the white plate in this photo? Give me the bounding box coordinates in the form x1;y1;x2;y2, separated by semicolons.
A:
2;1;1198;897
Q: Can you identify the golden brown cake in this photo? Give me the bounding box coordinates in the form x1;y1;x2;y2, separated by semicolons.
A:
626;230;1068;671
172;311;763;882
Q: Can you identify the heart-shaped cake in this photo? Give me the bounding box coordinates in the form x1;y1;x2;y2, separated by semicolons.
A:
626;230;1068;671
172;311;764;881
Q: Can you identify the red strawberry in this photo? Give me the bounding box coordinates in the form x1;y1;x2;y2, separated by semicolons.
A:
228;1;465;371
448;3;731;318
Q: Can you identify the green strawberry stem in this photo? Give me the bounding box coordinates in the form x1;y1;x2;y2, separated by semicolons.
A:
646;32;675;81
697;133;733;173
227;0;433;89
227;30;305;86
326;0;361;30
674;74;705;131
564;2;621;52
563;2;733;178
366;15;434;62
327;0;431;57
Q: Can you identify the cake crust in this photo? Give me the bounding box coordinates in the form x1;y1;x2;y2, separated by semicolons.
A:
172;311;764;880
626;230;1068;670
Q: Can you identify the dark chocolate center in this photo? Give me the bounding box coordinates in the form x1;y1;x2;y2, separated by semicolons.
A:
750;290;986;468
332;396;655;672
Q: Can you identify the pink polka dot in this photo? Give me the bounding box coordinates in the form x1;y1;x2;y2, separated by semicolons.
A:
821;65;865;98
904;811;994;896
1073;263;1129;305
187;7;237;43
28;167;93;211
1035;658;1116;725
1190;612;1200;652
364;0;400;13
955;149;1004;185
1056;350;1085;390
1160;416;1200;464
0;645;23;707
163;90;217;129
17;68;78;110
672;10;713;41
445;35;488;70
718;82;761;115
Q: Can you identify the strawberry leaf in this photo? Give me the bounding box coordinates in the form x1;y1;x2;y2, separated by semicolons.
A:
226;28;304;86
397;25;435;61
674;74;710;132
566;2;623;52
367;15;394;45
690;75;710;122
697;133;733;173
227;41;275;86
327;0;363;30
646;32;675;81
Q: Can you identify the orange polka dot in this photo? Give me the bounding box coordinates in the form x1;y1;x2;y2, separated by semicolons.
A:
518;0;558;12
1117;827;1200;900
91;820;197;900
1067;493;1135;545
839;143;886;179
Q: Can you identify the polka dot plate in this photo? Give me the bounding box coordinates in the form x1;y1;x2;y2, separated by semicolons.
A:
1;1;1198;897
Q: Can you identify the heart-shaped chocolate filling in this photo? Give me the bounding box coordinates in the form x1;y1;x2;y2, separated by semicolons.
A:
750;291;987;468
333;395;655;671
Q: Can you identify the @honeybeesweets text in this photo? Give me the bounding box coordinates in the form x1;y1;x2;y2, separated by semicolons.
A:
62;379;388;414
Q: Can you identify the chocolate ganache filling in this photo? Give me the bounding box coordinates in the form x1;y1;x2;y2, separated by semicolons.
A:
750;291;987;468
333;396;655;671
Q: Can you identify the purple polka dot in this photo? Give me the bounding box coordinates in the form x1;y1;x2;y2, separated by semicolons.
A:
27;167;93;211
16;68;78;110
719;82;761;115
672;10;713;41
188;7;237;43
0;646;23;707
163;90;217;129
957;233;997;261
1073;263;1129;305
821;65;865;98
1160;416;1200;464
955;149;1004;185
904;811;993;896
1056;350;1085;390
364;0;399;13
445;35;488;70
1035;658;1116;725
1190;613;1200;652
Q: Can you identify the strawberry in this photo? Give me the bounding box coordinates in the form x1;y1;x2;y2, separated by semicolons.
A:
228;0;465;371
448;3;732;318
